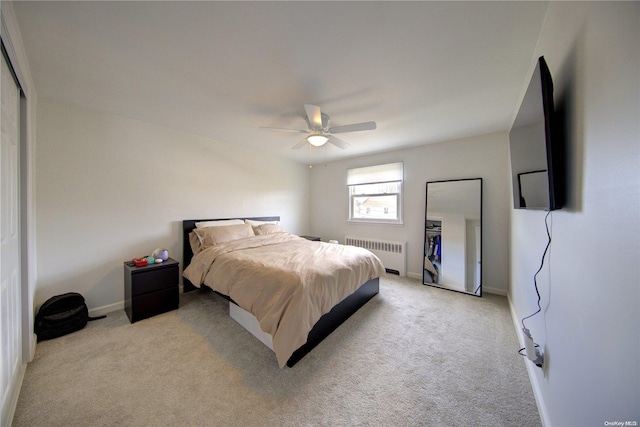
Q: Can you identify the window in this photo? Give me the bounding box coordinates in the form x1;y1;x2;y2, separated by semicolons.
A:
347;162;403;224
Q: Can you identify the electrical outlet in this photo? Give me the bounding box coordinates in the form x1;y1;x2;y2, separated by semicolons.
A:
523;327;544;368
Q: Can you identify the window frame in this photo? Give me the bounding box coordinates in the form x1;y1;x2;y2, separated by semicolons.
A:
347;162;404;225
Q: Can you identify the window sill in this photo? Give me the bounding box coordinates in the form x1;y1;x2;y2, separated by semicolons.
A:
348;219;404;226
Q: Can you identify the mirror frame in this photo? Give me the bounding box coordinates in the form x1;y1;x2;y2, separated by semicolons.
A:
423;178;483;296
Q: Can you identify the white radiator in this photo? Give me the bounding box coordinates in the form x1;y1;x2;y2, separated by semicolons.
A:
345;236;407;276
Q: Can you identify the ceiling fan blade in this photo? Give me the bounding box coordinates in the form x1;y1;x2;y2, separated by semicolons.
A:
260;127;308;134
291;138;309;150
328;136;350;150
304;104;323;128
329;121;377;134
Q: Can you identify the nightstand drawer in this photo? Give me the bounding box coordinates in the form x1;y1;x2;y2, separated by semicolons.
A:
127;287;178;323
130;263;178;296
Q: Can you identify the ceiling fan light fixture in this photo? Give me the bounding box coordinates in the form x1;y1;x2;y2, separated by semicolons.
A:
307;134;328;147
262;104;376;151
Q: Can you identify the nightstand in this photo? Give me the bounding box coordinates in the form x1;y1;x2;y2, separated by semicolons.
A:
124;258;179;323
300;235;321;241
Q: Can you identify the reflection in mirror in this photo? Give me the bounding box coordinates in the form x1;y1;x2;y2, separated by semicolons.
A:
424;178;482;296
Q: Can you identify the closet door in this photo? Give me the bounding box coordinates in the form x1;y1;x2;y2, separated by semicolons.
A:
1;48;22;426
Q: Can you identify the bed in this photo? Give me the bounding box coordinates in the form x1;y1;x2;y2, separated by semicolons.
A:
181;217;385;367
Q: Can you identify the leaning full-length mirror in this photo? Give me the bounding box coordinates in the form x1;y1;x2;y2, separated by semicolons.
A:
423;178;482;296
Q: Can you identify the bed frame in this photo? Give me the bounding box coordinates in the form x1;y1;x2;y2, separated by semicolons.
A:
182;217;379;367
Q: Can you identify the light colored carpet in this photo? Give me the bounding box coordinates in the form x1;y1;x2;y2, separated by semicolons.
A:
13;275;540;426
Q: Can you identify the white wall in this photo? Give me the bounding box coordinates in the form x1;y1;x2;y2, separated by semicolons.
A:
35;98;310;313
509;2;640;426
309;132;511;295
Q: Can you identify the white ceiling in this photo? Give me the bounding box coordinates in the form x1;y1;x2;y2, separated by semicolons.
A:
13;1;549;164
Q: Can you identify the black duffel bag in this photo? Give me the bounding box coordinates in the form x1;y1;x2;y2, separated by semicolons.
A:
35;292;105;341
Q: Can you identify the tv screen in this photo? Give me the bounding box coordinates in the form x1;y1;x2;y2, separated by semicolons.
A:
509;56;564;211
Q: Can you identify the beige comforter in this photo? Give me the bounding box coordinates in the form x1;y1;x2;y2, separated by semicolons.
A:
183;232;385;367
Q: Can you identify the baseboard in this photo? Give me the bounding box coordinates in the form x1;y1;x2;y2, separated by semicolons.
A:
482;285;507;296
88;286;189;318
407;272;507;296
89;301;124;318
28;333;36;361
507;294;551;427
5;362;26;427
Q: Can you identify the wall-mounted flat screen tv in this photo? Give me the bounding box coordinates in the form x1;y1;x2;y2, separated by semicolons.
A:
509;56;565;211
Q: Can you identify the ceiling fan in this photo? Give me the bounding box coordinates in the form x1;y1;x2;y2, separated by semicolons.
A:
261;104;376;150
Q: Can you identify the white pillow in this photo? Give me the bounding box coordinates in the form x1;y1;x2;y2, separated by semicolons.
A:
192;223;255;251
245;219;279;227
253;224;284;235
195;219;244;228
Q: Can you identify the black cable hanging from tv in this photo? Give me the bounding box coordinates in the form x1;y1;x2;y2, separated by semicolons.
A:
521;210;552;330
518;211;552;368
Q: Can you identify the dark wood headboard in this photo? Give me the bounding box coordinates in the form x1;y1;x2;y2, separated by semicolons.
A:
182;216;280;292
